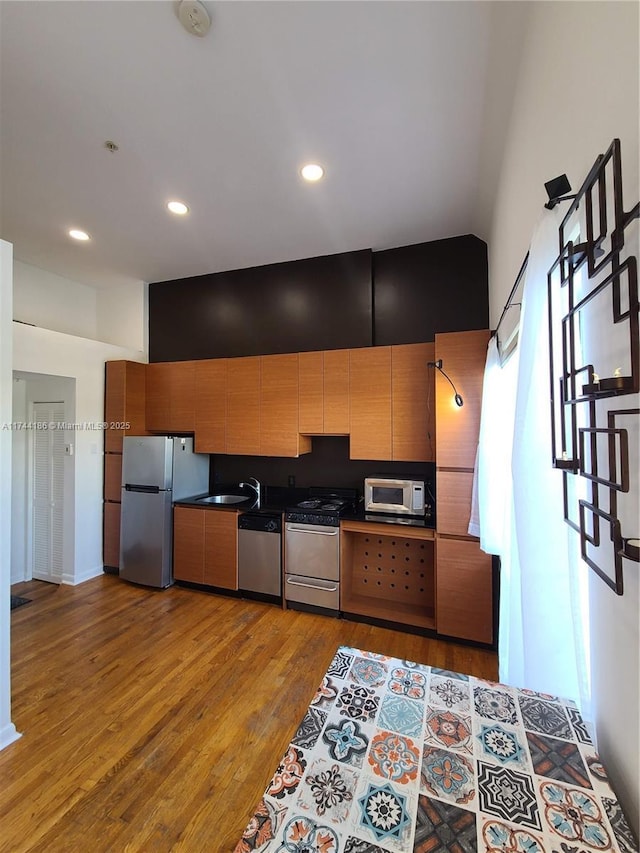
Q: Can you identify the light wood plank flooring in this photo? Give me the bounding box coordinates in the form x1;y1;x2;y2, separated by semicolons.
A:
3;575;497;852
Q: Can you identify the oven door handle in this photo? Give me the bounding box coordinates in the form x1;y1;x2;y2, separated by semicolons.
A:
286;578;338;592
286;525;339;536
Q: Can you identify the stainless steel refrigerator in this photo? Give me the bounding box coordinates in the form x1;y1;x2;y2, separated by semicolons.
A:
120;436;209;588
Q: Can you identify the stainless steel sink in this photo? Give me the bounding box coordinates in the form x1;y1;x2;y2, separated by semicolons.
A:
197;494;248;505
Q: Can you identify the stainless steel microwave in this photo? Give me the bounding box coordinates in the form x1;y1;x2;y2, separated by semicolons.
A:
364;476;426;517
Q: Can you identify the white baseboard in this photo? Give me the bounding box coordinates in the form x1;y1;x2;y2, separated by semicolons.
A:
62;564;103;586
0;722;21;750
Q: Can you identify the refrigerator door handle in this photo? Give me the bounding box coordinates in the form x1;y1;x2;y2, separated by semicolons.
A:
124;484;162;494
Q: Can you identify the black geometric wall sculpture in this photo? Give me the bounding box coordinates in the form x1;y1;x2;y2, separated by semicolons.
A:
547;139;639;594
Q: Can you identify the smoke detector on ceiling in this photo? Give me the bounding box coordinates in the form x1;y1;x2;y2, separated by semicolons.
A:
178;0;211;37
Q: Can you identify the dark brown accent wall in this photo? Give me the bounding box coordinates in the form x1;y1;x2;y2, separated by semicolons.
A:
372;235;489;345
148;236;488;361
149;250;373;362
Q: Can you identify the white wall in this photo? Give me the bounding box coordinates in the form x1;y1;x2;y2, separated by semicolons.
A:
13;259;147;352
96;281;147;352
13;324;146;585
486;0;639;834
13;260;98;340
0;240;20;749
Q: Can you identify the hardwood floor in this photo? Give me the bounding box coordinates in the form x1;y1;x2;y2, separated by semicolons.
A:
3;576;497;852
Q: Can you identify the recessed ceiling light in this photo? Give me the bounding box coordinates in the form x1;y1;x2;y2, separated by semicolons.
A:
167;200;189;215
301;163;325;182
69;229;90;241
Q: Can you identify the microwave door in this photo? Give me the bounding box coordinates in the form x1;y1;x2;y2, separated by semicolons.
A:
371;486;404;509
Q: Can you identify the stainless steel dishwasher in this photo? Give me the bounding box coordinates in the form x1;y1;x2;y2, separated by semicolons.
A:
238;513;282;603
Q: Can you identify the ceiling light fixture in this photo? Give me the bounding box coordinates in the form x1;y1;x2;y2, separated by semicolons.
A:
68;229;90;241
301;163;324;182
167;200;189;215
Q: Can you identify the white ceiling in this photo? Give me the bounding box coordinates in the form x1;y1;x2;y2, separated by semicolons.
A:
0;1;528;290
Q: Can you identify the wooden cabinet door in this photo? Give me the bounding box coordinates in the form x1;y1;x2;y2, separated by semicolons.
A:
171;361;196;432
299;351;324;434
260;353;311;457
323;349;350;434
145;362;171;432
436;470;474;536
436;536;493;644
349;346;392;460
105;360;148;452
195;359;227;453
204;510;238;589
105;361;126;453
104;453;122;503
103;501;121;568
146;361;196;433
226;357;261;455
435;330;490;470
391;342;434;462
299;349;350;436
173;506;205;583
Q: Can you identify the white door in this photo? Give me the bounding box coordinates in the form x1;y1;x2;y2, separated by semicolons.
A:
31;401;65;583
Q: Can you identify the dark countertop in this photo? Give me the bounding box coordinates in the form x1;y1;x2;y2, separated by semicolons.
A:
175;486;435;529
173;484;309;515
340;507;435;529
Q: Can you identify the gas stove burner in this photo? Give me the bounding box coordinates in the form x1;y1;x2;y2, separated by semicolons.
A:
297;499;321;509
286;487;358;527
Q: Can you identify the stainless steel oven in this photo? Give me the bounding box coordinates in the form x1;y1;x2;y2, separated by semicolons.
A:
285;522;340;610
283;487;357;614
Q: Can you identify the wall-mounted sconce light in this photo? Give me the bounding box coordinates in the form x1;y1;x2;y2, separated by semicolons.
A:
428;359;464;407
544;173;577;210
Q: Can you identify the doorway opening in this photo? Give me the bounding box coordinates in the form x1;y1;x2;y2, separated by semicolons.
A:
11;372;75;585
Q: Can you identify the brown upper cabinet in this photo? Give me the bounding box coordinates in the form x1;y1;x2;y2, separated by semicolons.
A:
261;353;311;457
109;340;436;460
104;360;148;452
146;361;197;433
299;349;350;435
435;330;490;470
349;346;392;460
392;342;435;463
194;359;227;454
349;343;435;462
226;356;261;456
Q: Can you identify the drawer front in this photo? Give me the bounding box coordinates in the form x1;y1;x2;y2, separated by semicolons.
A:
285;574;340;610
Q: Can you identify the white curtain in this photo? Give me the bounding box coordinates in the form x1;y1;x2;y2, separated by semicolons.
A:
477;206;591;713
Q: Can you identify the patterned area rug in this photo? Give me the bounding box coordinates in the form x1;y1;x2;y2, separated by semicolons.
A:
234;645;638;853
10;595;31;610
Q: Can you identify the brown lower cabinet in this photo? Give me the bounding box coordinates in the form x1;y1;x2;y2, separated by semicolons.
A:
435;536;493;644
203;510;238;590
173;506;238;590
103;501;121;568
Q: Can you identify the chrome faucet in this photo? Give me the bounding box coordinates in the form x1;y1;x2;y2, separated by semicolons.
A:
239;476;261;507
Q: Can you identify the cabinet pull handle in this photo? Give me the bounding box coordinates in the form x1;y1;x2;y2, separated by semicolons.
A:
286;578;338;592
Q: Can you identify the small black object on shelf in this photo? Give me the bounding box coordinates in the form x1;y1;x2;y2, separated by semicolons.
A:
553;458;579;472
582;376;634;395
